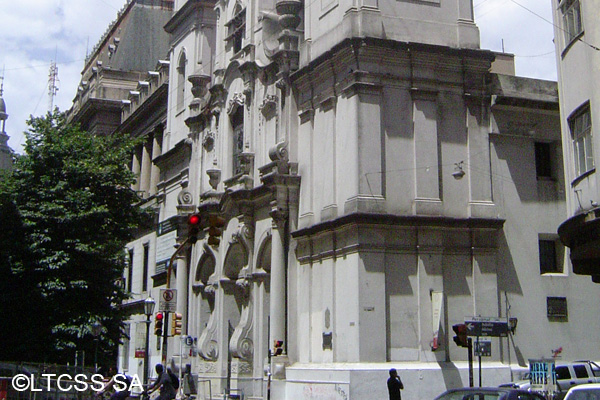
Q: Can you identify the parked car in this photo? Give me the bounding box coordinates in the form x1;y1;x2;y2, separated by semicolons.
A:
500;361;600;393
563;383;600;400
434;387;546;400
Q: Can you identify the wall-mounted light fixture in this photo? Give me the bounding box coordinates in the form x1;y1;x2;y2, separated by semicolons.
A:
452;161;465;180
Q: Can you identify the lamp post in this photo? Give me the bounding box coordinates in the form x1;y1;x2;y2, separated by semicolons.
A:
91;322;102;373
144;296;156;388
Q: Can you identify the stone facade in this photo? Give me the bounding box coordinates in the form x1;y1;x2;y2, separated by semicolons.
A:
107;0;600;399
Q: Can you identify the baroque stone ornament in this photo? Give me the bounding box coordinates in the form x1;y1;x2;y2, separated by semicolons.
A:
227;92;245;115
202;131;215;151
259;94;278;117
269;141;288;162
177;190;193;205
207;160;221;190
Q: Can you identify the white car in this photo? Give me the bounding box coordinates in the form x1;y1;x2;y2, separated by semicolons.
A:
563;383;600;400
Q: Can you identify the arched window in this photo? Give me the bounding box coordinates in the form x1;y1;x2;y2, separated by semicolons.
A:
177;53;186;110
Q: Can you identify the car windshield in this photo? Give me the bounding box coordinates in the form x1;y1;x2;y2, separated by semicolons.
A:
566;389;600;400
436;390;504;400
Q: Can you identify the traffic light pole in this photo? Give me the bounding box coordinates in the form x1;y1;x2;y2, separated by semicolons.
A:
468;338;474;388
161;236;192;365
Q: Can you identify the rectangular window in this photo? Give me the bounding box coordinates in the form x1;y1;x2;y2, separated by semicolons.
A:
570;104;594;177
547;296;568;318
561;0;583;44
535;142;552;179
127;249;133;293
539;239;562;274
143;244;149;292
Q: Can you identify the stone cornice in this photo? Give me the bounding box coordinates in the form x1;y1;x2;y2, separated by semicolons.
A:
293;213;505;264
291;37;495;113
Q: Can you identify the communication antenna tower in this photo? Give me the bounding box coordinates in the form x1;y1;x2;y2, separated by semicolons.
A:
48;61;60;112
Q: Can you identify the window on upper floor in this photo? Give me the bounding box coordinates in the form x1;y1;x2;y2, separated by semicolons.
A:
231;106;244;175
177;53;187;111
560;0;583;46
569;103;594;178
535;142;553;179
226;4;245;54
539;237;564;274
143;243;149;292
127;249;133;293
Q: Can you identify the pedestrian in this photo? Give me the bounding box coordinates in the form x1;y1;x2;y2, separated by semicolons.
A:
145;364;176;400
97;367;132;400
387;368;404;400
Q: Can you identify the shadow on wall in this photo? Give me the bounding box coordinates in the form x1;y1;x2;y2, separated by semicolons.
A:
436;361;464;391
496;231;523;296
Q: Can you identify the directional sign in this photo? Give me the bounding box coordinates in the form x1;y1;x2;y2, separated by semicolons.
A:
465;317;508;337
159;288;177;312
475;338;492;357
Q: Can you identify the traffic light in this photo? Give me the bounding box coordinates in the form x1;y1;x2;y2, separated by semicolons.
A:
154;312;164;336
207;215;225;246
188;214;201;244
452;324;468;348
171;312;183;336
272;340;284;356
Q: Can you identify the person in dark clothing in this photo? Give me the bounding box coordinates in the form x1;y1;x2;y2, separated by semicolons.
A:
97;368;132;400
387;368;404;400
146;364;176;400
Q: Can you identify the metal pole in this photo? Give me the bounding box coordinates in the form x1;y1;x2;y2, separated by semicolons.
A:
144;314;151;387
468;338;474;388
161;236;191;365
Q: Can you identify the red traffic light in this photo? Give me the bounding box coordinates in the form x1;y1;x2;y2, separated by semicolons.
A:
188;214;201;225
272;340;284;356
156;312;163;321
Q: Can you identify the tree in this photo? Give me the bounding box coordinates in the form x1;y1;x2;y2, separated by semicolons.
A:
0;110;150;365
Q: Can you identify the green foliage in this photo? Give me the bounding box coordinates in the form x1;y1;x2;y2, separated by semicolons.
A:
0;110;149;364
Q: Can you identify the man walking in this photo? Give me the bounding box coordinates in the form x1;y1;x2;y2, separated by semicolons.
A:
387;368;404;400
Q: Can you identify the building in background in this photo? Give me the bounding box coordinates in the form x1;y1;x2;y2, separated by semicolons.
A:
553;0;600;283
0;81;13;170
68;0;173;136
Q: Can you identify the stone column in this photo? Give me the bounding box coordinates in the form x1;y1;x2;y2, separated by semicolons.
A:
131;146;142;192
140;136;153;197
175;252;189;335
269;208;287;353
149;130;163;196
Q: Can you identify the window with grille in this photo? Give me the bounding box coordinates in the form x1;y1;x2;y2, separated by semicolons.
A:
570;104;594;177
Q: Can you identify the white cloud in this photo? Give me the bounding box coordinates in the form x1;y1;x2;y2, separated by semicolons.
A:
1;0;559;154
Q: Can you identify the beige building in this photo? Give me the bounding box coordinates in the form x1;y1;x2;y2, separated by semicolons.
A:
553;0;600;283
101;0;600;399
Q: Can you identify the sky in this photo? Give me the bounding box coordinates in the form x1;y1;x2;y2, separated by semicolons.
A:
0;0;558;154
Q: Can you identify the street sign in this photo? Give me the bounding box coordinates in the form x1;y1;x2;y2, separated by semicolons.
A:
475;338;492;356
465;317;508;337
159;288;177;312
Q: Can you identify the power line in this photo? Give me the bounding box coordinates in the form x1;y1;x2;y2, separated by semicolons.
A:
509;0;600;52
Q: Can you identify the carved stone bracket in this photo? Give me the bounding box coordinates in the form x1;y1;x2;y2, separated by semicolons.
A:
239;62;258;104
269;141;288;162
259;94;278;118
207;161;221;190
238;150;255;176
202;131;215;151
227;92;245;115
229;287;254;362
